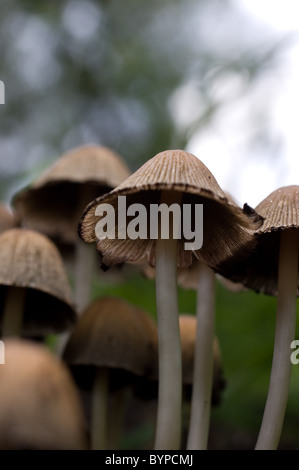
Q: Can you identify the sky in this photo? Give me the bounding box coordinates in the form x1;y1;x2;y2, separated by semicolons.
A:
1;0;298;210
186;0;299;208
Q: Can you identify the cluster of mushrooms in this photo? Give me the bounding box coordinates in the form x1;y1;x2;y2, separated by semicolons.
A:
0;146;297;450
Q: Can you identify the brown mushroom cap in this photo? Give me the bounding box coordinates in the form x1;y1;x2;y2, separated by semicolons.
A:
13;144;131;244
0;339;87;450
63;296;158;391
79;149;261;270
0;204;18;234
137;313;226;405
217;185;299;296
177;258;203;291
255;185;299;233
179;314;198;385
0;228;76;336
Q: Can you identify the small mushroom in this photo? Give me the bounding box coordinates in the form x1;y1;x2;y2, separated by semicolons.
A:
179;314;225;407
0;228;76;338
217;185;299;450
12;144;131;313
0;338;87;449
63;296;157;450
79;149;261;449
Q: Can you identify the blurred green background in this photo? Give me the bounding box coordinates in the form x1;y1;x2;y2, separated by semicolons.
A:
0;0;298;450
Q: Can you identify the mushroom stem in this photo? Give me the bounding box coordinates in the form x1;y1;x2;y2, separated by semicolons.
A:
108;386;130;450
91;367;109;450
2;286;26;337
74;240;96;313
255;229;298;450
154;191;182;450
187;263;215;450
74;185;99;314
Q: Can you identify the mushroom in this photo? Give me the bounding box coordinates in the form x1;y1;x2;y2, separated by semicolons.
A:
79;149;260;449
0;228;76;338
12;144;131;313
178;262;219;449
142;260;223;449
0;338;87;449
63;296;157;450
130;312;226;447
179;314;225;408
0;204;18;234
217;185;299;449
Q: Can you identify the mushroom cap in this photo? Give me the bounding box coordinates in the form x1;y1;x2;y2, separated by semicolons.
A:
179;314;221;383
255;185;299;233
63;296;158;391
138;313;226;404
0;228;76;336
13;144;131;244
179;314;198;385
216;185;299;296
0;204;18;234
177;259;204;291
0;339;87;450
79;149;261;269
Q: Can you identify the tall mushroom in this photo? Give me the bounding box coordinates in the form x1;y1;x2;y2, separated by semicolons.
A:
0;228;76;338
63;296;157;450
134;312;226;447
0;338;87;450
142;260;223;449
217;185;299;450
178;262;220;449
12;144;131;313
79;149;261;449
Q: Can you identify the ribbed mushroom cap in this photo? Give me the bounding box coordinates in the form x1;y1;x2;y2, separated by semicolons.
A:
217;185;299;296
13;145;131;244
0;228;76;335
63;296;158;391
79;149;261;269
256;185;299;233
0;204;18;234
0;339;87;450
